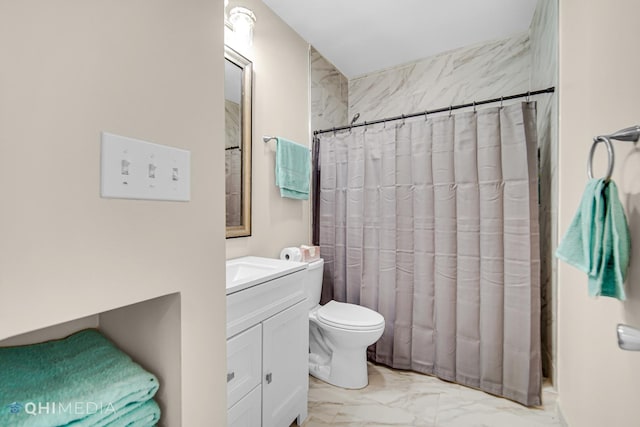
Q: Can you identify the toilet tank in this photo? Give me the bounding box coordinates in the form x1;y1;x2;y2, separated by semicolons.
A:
305;258;324;310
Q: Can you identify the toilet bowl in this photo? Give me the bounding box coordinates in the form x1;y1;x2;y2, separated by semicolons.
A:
303;259;385;389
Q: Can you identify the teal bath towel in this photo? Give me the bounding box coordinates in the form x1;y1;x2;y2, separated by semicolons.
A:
0;329;160;426
91;398;160;427
275;137;310;200
556;178;630;300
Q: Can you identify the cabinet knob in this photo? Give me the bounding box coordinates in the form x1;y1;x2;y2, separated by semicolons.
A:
266;372;272;384
227;372;235;382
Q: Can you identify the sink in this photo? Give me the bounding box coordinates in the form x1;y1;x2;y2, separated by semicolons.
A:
227;262;276;284
226;256;306;295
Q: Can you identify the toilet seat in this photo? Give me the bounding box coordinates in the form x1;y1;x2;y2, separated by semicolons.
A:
316;301;385;331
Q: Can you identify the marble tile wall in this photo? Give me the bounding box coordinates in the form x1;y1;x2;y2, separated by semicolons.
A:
530;0;558;382
225;99;240;149
348;33;531;122
225;149;241;226
225;99;241;226
310;46;349;132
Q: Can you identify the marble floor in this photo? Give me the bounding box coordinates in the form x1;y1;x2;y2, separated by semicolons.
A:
295;363;561;427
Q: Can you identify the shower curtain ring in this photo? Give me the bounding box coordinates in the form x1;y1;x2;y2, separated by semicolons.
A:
526;91;531;102
332;127;336;136
401;114;405;126
473;101;476;113
424;110;428;121
500;96;504;109
449;106;452;117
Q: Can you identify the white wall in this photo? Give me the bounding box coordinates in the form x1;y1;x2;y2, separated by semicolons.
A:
557;1;640;425
0;316;100;347
100;294;182;426
0;1;227;425
225;0;311;259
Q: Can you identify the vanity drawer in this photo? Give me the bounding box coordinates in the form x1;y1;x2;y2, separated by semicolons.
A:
227;270;306;337
227;324;262;408
228;384;261;427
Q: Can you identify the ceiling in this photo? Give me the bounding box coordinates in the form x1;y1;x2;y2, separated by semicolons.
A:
262;0;539;78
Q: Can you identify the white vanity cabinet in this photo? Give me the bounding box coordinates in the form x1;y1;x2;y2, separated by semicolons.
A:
226;258;308;427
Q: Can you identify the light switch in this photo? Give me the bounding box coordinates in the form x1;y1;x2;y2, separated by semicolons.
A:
101;132;191;201
121;159;130;175
148;163;157;179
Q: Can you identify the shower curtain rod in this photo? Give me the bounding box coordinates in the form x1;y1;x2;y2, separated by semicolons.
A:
312;86;555;136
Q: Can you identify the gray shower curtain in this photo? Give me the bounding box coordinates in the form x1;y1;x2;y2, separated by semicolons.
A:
318;102;541;406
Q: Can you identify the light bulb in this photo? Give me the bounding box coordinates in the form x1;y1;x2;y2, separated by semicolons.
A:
229;7;256;48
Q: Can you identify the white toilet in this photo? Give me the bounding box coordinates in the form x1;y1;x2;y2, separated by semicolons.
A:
304;259;385;389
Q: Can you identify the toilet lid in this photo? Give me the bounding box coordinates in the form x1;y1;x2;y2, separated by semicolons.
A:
317;301;385;331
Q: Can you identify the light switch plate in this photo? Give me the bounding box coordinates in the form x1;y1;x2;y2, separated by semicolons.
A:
101;132;191;201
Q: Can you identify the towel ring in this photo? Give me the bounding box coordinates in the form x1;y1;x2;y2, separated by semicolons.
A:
587;135;614;181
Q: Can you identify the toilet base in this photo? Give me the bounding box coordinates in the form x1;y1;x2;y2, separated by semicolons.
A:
309;346;369;389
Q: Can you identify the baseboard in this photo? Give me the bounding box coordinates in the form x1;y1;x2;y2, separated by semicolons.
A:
557;401;569;427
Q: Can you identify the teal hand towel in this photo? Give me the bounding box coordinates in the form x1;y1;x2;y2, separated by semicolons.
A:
275;137;310;200
556;178;630;300
0;329;160;426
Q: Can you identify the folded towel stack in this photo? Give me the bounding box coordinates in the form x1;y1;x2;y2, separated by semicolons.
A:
0;329;160;426
275;137;311;200
556;178;630;300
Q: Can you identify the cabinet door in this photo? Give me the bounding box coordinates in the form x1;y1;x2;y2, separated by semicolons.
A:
262;300;309;427
228;385;261;427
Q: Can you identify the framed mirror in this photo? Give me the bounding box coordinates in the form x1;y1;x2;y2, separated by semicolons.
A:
224;45;252;238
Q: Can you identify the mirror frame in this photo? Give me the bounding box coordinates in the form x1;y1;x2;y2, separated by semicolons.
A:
225;45;253;238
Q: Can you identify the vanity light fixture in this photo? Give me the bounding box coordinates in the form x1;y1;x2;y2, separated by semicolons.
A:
226;5;256;48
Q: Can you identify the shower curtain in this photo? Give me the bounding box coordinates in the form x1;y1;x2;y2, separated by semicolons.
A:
317;102;541;406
